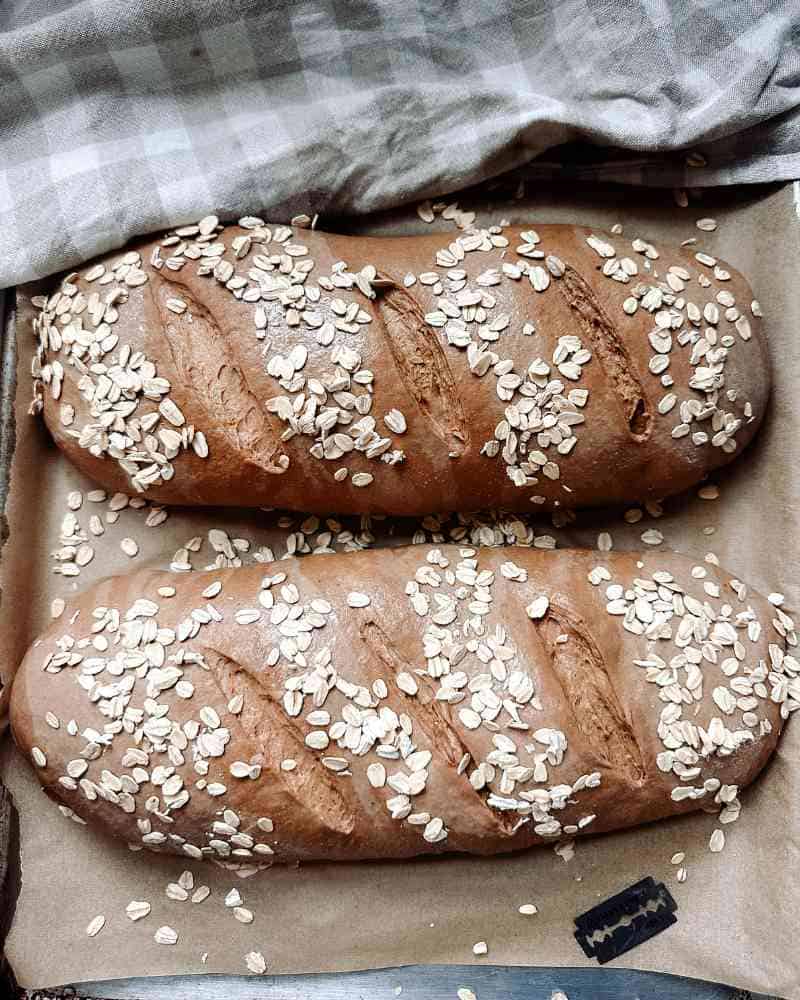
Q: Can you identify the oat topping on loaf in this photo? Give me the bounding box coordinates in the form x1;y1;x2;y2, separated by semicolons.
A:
30;251;209;494
29;210;764;508
12;547;797;865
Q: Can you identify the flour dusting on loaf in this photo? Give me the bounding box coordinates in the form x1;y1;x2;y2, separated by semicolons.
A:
29;217;770;513
11;546;796;864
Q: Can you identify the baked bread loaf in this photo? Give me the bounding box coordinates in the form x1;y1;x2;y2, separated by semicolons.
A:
29;218;769;515
11;545;796;865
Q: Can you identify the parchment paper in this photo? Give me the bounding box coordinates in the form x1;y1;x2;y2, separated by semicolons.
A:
1;182;797;997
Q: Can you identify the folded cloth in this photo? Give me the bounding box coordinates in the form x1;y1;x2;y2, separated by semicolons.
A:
1;0;799;288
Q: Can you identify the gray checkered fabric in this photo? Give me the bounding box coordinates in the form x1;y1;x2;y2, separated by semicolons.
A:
1;0;799;288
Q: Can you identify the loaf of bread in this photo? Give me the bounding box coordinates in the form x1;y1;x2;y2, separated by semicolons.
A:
11;545;795;865
29;218;769;515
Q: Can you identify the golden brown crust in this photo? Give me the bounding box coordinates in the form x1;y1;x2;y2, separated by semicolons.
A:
31;221;770;514
10;545;792;865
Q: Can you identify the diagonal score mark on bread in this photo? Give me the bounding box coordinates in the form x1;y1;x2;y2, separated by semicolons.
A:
201;646;358;837
359;618;519;837
533;599;647;785
148;274;290;476
557;265;653;441
372;275;469;457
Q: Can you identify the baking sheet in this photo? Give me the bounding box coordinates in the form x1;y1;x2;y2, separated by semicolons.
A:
0;182;797;997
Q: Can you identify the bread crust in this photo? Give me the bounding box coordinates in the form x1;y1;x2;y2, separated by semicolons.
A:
31;222;770;514
11;545;790;865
